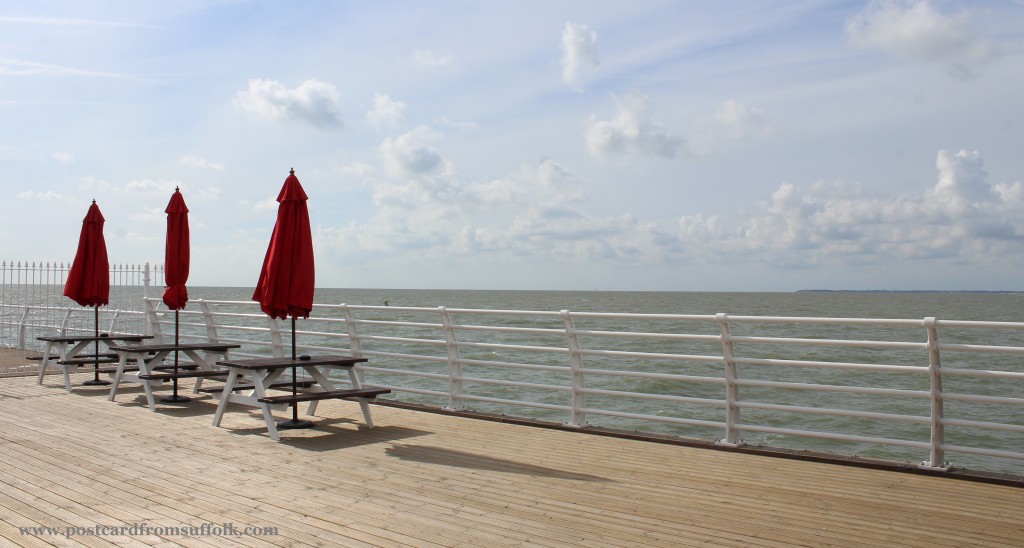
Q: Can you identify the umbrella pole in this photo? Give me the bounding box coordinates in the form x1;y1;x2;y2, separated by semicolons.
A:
279;316;312;429
162;309;190;403
83;305;111;386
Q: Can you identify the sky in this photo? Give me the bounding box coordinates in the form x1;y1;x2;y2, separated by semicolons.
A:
2;1;1023;291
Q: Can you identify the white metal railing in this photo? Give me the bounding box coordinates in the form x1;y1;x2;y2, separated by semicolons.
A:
131;297;1024;475
2;262;1022;476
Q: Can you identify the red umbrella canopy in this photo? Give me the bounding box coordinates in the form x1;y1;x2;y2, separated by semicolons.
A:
63;200;110;307
252;169;315;320
162;187;190;310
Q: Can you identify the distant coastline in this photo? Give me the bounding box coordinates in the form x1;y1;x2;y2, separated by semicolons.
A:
796;289;1021;293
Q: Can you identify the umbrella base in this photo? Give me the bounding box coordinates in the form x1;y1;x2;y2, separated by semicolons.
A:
278;418;314;429
82;379;112;386
160;394;192;403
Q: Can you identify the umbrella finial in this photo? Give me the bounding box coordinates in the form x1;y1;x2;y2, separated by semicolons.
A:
290;167;295;175
175;186;180;191
92;199;96;204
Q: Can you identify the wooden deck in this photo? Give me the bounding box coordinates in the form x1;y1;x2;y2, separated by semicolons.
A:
0;369;1022;547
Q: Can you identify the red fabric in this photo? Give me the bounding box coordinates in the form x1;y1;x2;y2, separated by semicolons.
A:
252;171;315;320
162;189;190;310
63;201;110;307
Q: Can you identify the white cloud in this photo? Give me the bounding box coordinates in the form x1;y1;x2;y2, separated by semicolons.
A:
379;126;447;177
412;50;453;69
233;79;342;129
928;149;998;213
691;100;772;156
52;151;75;165
366;93;407;130
845;1;1000;79
318;155;682;266
178;155;225;171
677;149;1024;267
561;21;599;89
253;197;279;212
586;91;684;160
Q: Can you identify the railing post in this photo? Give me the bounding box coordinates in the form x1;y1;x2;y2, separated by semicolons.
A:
561;310;586;427
59;309;72;336
145;299;164;344
439;307;465;411
199;299;219;343
268;317;283;358
717;313;742;446
17;305;30;348
109;309;122;334
340;304;363;357
922;317;949;470
340;304;366;388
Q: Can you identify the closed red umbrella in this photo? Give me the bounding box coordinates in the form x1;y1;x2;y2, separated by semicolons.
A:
64;200;110;308
162;188;191;403
63;200;111;386
253;169;315;321
162;187;190;311
253;168;315;428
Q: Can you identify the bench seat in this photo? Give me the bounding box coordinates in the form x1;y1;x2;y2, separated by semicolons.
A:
91;363;198;374
257;388;390;405
30;353;119;361
199;380;317;394
137;370;229;381
57;356;120;366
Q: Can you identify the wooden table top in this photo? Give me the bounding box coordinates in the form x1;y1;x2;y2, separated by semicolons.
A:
114;342;240;353
216;354;367;370
38;334;152;343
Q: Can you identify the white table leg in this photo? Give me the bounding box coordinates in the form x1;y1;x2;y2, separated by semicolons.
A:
107;352;130;401
211;368;240;427
140;351;169;412
303;366;336;416
36;341;65;384
252;370;280;441
60;341;93;392
348;368;375;427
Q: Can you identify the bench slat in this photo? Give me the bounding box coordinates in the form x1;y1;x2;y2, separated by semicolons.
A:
257;388;390;405
30;353;119;361
137;370;229;381
57;357;120;366
198;380;317;394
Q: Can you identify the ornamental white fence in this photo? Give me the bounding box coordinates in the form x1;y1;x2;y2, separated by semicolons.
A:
0;261;157;352
2;261;1023;477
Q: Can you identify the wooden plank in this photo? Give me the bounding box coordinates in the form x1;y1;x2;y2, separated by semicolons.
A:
0;373;1020;547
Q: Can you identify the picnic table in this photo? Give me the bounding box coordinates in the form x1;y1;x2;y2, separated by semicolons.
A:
107;342;240;411
36;334;153;392
211;355;389;441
